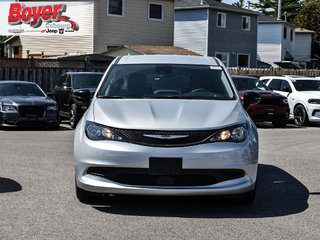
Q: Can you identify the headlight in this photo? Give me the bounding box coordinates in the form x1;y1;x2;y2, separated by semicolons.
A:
2;105;17;112
283;98;288;104
47;105;57;111
85;121;126;142
208;125;247;143
308;99;320;104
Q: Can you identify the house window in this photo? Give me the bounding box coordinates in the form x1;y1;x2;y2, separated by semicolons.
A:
215;52;229;67
290;29;293;41
148;2;163;21
106;45;120;51
283;26;287;39
217;12;226;28
107;0;124;17
242;16;250;31
237;54;250;68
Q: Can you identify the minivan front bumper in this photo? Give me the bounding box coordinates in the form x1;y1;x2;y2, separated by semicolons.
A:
74;120;258;196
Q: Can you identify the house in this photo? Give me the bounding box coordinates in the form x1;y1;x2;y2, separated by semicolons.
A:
174;0;259;68
104;44;202;57
294;28;314;68
5;0;174;58
257;14;296;68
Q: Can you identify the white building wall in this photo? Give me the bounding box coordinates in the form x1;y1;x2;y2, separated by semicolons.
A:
174;9;208;56
281;25;295;61
294;33;312;63
257;23;282;67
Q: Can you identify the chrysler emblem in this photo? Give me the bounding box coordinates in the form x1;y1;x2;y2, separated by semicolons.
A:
143;134;189;140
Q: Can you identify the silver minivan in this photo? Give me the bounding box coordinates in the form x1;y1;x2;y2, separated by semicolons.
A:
74;55;260;203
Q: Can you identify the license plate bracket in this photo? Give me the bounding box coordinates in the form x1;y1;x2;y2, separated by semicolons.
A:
149;157;182;175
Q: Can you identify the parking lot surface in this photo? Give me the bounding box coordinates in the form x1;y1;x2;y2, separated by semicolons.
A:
0;123;320;240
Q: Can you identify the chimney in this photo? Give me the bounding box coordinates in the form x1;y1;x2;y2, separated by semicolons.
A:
277;0;282;20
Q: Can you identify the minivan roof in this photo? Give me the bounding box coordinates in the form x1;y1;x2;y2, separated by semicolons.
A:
117;55;219;66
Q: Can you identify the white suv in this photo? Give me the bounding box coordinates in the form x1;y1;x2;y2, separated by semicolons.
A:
262;76;320;125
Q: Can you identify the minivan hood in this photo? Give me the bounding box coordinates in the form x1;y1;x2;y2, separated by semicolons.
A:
93;99;240;130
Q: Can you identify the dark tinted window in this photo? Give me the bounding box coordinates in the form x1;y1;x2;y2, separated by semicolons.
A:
232;77;268;91
280;80;291;92
293;80;320;91
98;64;235;100
0;83;45;97
108;0;123;16
149;3;163;20
268;79;281;90
73;74;103;89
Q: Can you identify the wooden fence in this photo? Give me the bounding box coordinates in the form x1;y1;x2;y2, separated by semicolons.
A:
227;68;320;77
0;58;112;92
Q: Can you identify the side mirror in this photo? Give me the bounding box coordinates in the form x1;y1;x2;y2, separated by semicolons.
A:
73;89;91;106
243;91;261;111
47;92;54;99
283;87;292;93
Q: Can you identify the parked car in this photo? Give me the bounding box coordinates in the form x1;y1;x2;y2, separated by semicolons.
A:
51;72;104;128
0;81;59;128
264;75;320;125
74;55;260;203
232;75;289;127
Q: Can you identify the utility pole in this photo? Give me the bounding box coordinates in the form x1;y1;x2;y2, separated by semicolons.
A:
277;0;282;20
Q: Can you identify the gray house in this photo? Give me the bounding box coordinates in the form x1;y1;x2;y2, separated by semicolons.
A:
174;0;259;68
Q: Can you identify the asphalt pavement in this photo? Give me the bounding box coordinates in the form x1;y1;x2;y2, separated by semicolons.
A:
0;122;319;240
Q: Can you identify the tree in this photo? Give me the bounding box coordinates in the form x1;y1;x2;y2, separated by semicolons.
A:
233;0;246;7
251;0;302;22
293;0;320;58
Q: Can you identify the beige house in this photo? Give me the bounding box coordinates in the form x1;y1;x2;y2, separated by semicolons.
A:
5;0;174;58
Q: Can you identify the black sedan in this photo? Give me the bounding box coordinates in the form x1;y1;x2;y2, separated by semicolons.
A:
0;81;59;128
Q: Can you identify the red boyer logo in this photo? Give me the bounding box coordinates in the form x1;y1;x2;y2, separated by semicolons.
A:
8;3;79;31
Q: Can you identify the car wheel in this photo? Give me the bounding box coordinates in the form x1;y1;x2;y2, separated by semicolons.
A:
272;121;287;128
294;105;309;126
70;104;79;129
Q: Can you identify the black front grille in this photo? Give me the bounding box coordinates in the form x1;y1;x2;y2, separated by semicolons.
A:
258;98;283;106
19;106;45;118
109;127;216;147
87;167;245;187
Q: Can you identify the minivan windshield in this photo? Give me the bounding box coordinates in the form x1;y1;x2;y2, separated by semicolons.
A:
232;77;269;91
97;64;235;100
293;80;320;91
0;83;45;97
73;74;103;89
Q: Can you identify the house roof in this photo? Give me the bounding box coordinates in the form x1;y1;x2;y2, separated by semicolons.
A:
295;28;314;34
4;35;18;44
105;45;202;56
258;13;296;27
175;0;259;15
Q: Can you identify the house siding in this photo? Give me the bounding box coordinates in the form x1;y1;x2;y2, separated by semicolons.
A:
207;10;257;67
94;0;174;53
257;24;282;67
281;25;295;61
294;33;312;63
174;9;208;56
